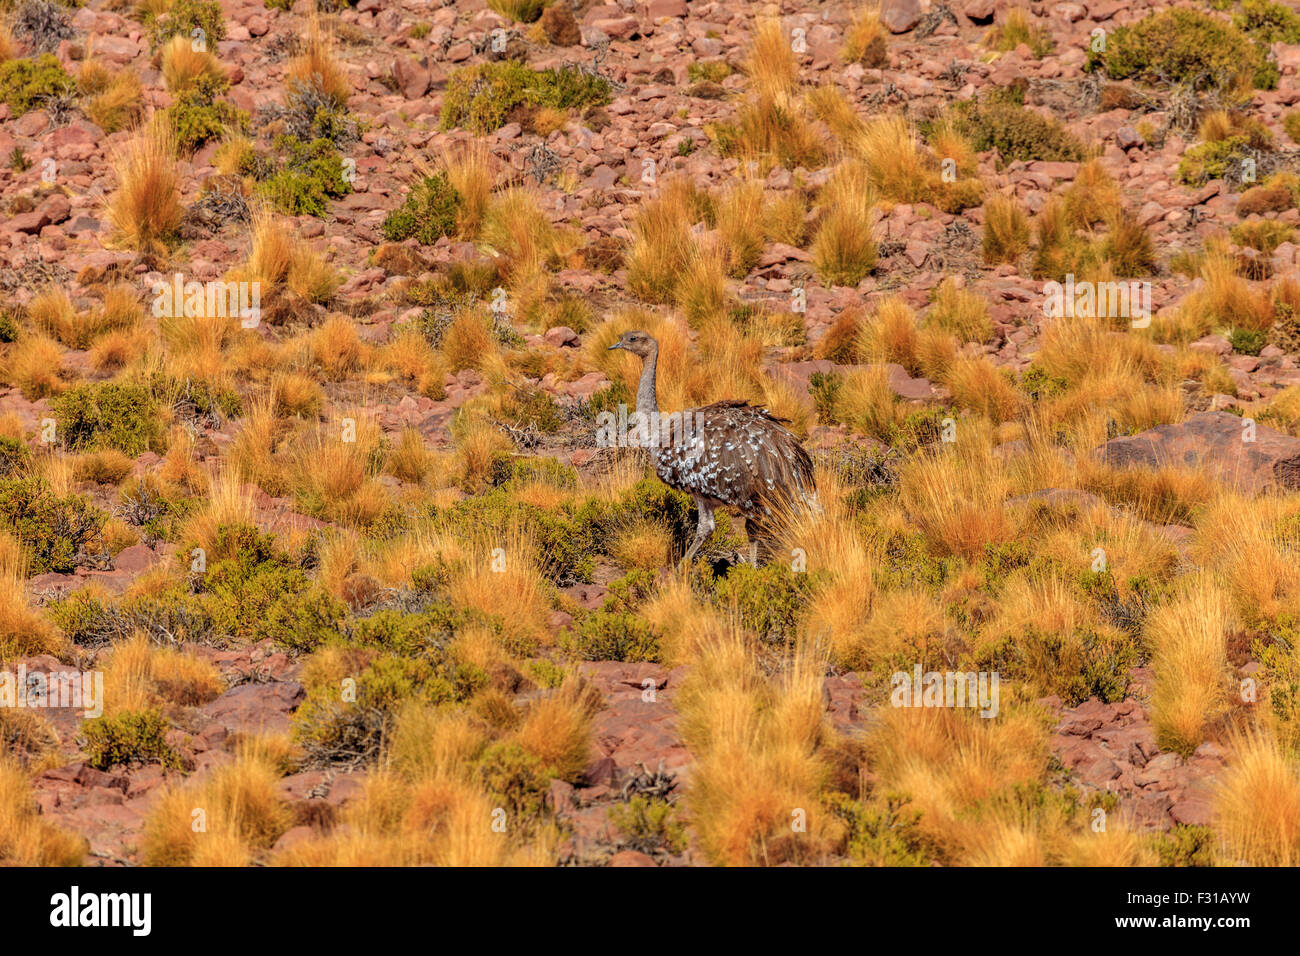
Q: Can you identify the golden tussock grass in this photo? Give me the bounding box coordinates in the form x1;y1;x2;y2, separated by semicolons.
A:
745;17;799;102
899;428;1018;561
715;179;766;278
444;526;552;654
513;680;602;782
85;70;144;134
850;114;933;204
0;760;87;865
1191;494;1300;627
141;740;294;866
678;628;837;865
7;336;67;399
835;365;903;441
105;120;182;255
811;161;877;288
866;705;1047;862
625;179;700;304
927;276;992;344
982;193;1030;265
481;188;559;281
443;139;496;239
1146;577;1233;756
287;13;350;105
1213;731;1300;866
103;634;226;713
160;34;226;91
843;6;887;67
274;769;558;866
942;356;1024;423
0;569;64;662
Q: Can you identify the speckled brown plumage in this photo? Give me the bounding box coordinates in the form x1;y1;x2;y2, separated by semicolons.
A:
609;330;818;563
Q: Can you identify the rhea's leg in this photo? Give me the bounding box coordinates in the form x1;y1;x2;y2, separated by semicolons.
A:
683;498;715;564
745;515;775;566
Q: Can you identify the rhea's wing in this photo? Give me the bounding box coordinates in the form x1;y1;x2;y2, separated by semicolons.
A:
659;403;815;512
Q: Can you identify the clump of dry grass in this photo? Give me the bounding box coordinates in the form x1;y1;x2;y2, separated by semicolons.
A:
85;69;144;133
843;6;887;67
0;760;87;865
678;629;837;865
287;13;350;106
160;34;225;92
899;426;1017;561
811;162;877;287
0;568;64;661
105;120;183;255
140;740;293;866
1214;732;1300;866
625;178;704;304
927;277;992;344
1147;577;1232;756
444;140;496;239
982;194;1030;265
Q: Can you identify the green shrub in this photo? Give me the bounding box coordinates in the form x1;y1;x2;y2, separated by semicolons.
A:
0;478;106;575
710;563;818;644
563;609;659;662
147;0;228;49
168;75;246;154
294;649;485;765
382;172;461;244
259;137;353;217
0;54;74;116
947;96;1085;163
1285;112;1300;144
1177;136;1253;187
1229;327;1267;355
808;371;843;425
1152;824;1218;867
441;61;611;134
82;709;181;770
496;387;564;433
0;437;31;478
827;791;931;866
193;525;346;650
53;382;166;458
1089;8;1276;91
1234;0;1300;43
687;61;732;83
477;741;552;820
438;477;710;585
609;795;686;854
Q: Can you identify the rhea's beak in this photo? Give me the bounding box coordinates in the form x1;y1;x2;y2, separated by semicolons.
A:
607;342;623;351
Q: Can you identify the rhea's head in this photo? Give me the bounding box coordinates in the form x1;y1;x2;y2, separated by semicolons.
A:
607;329;658;359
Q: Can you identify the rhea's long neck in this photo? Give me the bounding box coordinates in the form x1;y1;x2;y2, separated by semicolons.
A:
636;346;660;418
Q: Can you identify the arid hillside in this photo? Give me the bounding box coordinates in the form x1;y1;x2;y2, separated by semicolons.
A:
0;0;1299;867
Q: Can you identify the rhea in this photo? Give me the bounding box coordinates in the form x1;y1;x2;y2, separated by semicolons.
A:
608;330;818;564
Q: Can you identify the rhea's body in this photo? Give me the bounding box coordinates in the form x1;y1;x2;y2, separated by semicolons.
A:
608;330;818;563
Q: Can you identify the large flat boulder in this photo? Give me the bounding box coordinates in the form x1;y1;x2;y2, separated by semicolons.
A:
1097;411;1300;493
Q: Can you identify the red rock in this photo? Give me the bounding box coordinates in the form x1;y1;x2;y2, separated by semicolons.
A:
880;0;922;33
392;57;431;99
200;682;305;734
544;326;580;348
112;543;158;573
1097;411;1300;494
